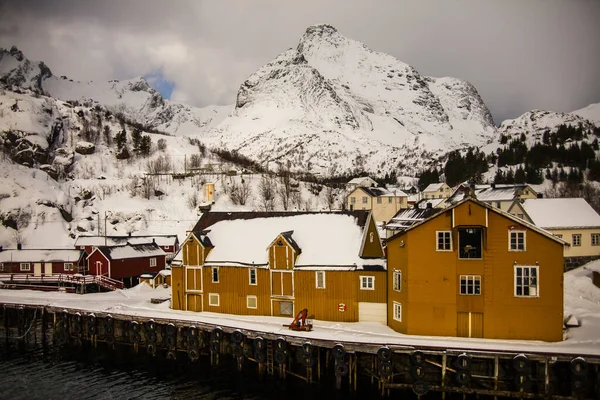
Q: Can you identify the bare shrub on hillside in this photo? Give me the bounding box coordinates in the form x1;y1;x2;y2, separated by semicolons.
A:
157;138;167;152
140;177;155;200
189;154;202;170
277;162;292;210
324;186;338;210
11;228;26;247
146;154;172;174
186;191;199;211
127;176;139;197
230;178;252;206
258;175;276;211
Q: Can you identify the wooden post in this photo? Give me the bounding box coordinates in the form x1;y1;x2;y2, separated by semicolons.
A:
494;355;499;400
317;348;321;382
354;354;358;392
544;358;550;396
442;353;447;400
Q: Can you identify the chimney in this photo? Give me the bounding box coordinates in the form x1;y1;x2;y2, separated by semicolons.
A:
427;202;432;209
491;183;496;189
17;243;22;250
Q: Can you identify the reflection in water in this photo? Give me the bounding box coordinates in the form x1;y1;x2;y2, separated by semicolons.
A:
0;319;376;400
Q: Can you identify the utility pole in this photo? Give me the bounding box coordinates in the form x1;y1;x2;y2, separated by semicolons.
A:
104;211;107;246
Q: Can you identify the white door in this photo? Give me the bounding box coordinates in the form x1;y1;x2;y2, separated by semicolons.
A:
34;263;42;277
44;262;52;275
358;302;387;324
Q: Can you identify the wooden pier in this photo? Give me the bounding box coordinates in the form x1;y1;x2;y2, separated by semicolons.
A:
1;303;598;399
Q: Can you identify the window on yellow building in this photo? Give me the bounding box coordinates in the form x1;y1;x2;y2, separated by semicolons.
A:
350;197;356;204
362;197;368;204
249;268;257;285
460;275;481;295
377;197;382;204
393;270;401;292
592;233;600;246
458;228;482;259
247;295;257;309
208;293;220;306
212;267;219;283
509;231;526;251
572;234;581;246
388;197;393;203
360;276;375;290
315;271;326;289
436;231;452;251
393;302;402;322
514;266;538;297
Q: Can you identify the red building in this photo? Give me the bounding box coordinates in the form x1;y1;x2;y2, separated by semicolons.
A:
75;235;179;261
0;247;86;275
86;243;166;287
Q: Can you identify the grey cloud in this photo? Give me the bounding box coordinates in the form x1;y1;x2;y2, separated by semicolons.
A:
0;0;598;123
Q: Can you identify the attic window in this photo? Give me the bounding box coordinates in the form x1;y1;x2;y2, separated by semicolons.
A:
369;232;374;243
458;228;482;259
277;240;283;246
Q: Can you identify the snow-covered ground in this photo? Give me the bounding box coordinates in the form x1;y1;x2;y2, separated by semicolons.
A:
0;260;599;356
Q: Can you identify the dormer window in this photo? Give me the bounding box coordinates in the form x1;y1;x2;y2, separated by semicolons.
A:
458;228;482;259
277;240;283;246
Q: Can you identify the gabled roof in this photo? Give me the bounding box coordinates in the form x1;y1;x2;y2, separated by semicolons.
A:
75;235;178;247
189;231;213;247
386;207;442;231
446;184;536;204
519;198;600;229
423;183;447;192
280;231;302;254
89;243;165;261
388;197;567;246
355;186;408;197
0;249;85;263
348;176;377;185
200;212;381;267
192;210;371;232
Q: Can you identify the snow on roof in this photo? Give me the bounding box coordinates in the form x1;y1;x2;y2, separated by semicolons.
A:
97;244;165;261
447;184;535;204
359;187;407;197
348;176;375;184
423;183;446;192
204;214;374;267
0;249;83;263
520;198;600;229
75;235;177;247
387;207;441;231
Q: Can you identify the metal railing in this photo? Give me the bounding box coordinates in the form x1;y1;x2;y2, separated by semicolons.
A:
0;273;124;291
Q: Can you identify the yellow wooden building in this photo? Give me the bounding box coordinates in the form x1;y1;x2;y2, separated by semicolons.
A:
386;196;565;342
171;211;386;323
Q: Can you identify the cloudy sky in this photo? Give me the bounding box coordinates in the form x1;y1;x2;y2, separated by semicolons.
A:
1;0;598;124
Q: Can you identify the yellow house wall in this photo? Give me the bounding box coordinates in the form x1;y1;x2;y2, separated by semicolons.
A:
171;265;184;310
182;235;209;266
269;238;295;270
371;197;407;223
202;266;271;315
295;270;358;322
423;184;452;200
547;228;600;258
386;200;564;341
361;216;384;258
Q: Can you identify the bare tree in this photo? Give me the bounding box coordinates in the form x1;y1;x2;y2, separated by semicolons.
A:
11;228;26;247
292;190;303;211
324;185;338;210
140;176;155;200
277;162;293;210
258;174;276;211
230;177;252;206
186;191;199;211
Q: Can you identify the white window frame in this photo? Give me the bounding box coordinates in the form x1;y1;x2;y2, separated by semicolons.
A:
388;197;393;204
212;266;219;283
315;271;326;289
592;233;600;246
359;275;375;290
350;197;356;204
208;293;220;306
150;257;157;267
436;231;452;251
377;197;382;204
20;263;31;271
362;196;368;204
249;268;257;285
509;230;526;251
514;265;539;298
64;262;74;271
247;295;257;309
393;302;402;322
572;234;581;247
459;275;481;295
393;270;402;292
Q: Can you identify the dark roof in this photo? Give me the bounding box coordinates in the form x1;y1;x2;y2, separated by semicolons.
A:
191;210;371;232
360;264;386;272
390;206;441;221
359;187;389;197
281;231;302;254
191;231;213;247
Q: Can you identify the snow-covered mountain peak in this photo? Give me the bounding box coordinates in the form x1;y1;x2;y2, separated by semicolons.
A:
0;46;52;93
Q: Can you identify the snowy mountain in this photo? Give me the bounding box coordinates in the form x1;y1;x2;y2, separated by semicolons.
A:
0;46;231;135
571;103;600;126
203;25;497;175
498;109;598;144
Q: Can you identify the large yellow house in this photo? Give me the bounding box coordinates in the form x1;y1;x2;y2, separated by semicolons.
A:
508;197;600;268
345;187;408;223
422;183;453;200
171;211;387;323
386;196;565;342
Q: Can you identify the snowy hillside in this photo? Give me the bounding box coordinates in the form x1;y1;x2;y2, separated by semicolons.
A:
204;24;498;176
0;46;231;136
571;102;600;125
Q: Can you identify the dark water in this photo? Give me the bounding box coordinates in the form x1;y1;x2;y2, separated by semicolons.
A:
0;322;381;400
